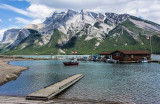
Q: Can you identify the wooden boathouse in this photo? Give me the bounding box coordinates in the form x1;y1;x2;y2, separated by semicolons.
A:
100;50;151;61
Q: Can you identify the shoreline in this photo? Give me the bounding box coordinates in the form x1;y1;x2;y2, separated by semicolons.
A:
0;55;49;86
0;55;58;86
0;59;29;86
0;96;129;104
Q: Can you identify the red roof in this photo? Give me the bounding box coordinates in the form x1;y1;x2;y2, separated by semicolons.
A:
100;50;150;55
116;50;151;54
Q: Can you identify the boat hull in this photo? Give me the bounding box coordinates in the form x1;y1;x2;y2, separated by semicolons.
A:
63;62;79;66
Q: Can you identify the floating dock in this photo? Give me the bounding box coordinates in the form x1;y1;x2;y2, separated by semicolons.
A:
26;74;84;101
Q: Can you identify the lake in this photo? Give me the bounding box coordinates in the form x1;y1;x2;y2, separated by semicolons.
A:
16;55;90;59
0;55;160;104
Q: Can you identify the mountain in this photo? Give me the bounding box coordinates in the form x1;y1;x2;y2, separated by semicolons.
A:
1;10;160;55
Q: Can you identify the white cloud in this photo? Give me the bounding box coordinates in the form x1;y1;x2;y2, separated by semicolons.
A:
8;19;12;22
15;17;43;25
31;19;43;24
1;0;160;26
0;3;28;15
15;17;31;24
0;19;2;22
25;0;130;10
24;0;160;24
0;3;55;25
27;4;55;20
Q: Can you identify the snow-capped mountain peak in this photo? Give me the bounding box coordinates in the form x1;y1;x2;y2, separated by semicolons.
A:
3;10;160;55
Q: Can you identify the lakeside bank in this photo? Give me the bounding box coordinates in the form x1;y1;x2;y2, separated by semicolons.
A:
0;59;29;86
0;96;127;104
0;55;53;86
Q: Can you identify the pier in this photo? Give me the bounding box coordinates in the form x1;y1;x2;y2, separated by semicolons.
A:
149;60;160;63
26;74;84;101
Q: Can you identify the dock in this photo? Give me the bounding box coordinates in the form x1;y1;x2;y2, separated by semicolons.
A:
26;74;84;101
149;60;160;63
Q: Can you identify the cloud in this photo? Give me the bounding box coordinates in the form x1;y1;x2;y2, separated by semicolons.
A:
24;0;160;24
0;19;2;22
15;17;31;24
1;0;160;26
25;0;130;10
15;17;43;24
0;3;55;25
8;19;12;22
0;3;28;15
26;4;55;21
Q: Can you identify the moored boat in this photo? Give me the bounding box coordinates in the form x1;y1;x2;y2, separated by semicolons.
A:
106;58;119;63
137;57;148;63
63;62;79;66
63;58;79;66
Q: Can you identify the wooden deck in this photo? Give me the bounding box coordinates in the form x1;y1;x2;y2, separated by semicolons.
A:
26;74;84;101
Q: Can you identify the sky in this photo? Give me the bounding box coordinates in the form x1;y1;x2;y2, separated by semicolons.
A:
0;0;160;41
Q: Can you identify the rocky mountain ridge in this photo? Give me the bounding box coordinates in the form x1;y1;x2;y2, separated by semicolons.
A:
1;10;160;54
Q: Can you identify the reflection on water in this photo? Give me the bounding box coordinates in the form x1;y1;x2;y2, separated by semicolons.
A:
0;59;160;104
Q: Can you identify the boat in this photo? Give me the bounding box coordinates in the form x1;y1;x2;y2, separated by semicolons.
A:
106;58;119;63
63;62;79;66
137;57;148;63
63;58;79;66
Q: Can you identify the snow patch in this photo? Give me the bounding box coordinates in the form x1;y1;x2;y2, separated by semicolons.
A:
59;49;66;54
111;33;121;37
95;42;100;46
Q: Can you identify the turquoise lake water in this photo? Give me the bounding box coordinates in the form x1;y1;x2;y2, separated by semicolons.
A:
16;55;90;59
0;55;160;104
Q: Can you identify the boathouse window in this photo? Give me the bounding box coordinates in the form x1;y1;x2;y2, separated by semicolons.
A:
131;55;134;58
141;55;144;57
109;55;112;58
115;53;120;56
147;55;149;60
125;55;128;58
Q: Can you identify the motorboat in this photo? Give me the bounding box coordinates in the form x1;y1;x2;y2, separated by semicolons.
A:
63;62;79;66
137;57;148;63
106;58;119;63
63;58;79;66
